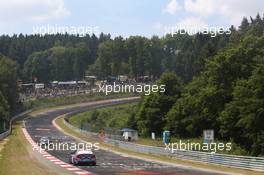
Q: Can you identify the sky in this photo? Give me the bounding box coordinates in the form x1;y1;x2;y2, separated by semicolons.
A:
0;0;263;38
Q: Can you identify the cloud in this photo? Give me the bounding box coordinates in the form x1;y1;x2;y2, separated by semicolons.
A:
184;0;214;16
176;17;208;31
216;0;264;26
183;0;264;26
0;0;70;22
163;0;182;15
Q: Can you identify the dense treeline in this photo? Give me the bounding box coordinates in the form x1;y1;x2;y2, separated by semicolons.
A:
0;13;263;156
0;33;111;82
134;14;264;156
24;43;91;82
0;26;230;131
88;33;229;82
0;28;229;83
0;54;18;132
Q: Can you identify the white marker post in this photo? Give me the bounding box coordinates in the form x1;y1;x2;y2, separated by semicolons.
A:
151;132;155;140
203;129;214;143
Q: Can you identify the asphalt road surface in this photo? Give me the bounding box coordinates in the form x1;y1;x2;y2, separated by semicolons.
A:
25;99;224;175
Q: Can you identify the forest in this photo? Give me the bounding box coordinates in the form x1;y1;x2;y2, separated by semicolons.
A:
0;14;263;155
134;15;264;156
1;23;230;83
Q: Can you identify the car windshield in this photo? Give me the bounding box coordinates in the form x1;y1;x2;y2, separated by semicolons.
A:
78;154;92;159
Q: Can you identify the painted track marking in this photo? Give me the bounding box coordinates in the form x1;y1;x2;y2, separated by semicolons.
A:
22;128;96;175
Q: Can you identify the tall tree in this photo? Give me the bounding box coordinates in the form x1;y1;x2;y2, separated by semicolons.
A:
0;54;18;111
136;72;182;136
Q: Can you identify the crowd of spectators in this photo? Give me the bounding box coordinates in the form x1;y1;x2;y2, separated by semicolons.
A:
19;77;153;101
19;82;95;101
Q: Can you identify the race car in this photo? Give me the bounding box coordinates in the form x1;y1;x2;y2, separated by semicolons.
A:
69;150;96;166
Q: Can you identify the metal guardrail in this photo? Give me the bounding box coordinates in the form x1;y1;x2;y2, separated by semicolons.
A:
0;110;32;140
63;119;264;172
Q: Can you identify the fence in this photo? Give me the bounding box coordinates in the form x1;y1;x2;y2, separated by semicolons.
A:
63;118;264;172
0;110;32;140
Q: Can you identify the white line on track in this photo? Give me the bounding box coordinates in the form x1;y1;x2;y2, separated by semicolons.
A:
22;128;96;175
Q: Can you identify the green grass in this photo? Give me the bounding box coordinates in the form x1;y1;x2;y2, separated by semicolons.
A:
0;120;59;175
69;103;138;132
23;92;134;110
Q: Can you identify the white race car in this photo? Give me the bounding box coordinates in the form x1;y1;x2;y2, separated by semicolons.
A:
69;150;96;166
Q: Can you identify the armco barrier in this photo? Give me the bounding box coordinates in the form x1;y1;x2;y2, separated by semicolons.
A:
0;110;32;140
63;119;264;172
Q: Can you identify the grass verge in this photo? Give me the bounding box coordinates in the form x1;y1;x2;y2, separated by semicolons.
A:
69;103;138;131
0;119;59;175
67;102;247;156
24;92;134;111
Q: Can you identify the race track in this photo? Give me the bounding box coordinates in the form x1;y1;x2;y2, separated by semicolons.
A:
24;98;224;175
